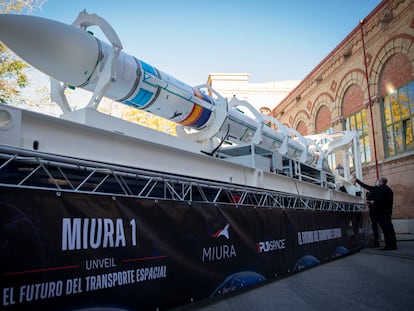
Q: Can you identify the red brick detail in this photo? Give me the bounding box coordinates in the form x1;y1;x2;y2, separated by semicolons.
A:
330;80;337;92
379;53;412;96
315;106;331;132
343;84;364;116
366;53;372;67
296;121;308;136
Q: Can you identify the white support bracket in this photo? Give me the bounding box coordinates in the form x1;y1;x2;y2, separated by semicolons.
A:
50;78;72;113
261;115;290;155
71;11;123;109
49;10;123;112
176;84;227;150
228;97;264;145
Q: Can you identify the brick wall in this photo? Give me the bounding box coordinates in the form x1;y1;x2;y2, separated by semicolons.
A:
362;154;414;218
296;121;308;135
379;52;412;96
343;84;364;116
272;0;414;221
315;106;331;132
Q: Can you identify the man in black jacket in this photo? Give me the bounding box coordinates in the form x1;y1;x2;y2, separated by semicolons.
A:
366;191;380;247
352;176;397;250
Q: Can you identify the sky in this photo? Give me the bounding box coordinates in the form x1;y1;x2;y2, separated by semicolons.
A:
28;0;382;86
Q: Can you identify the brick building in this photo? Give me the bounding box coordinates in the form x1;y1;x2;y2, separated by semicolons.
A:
271;0;414;232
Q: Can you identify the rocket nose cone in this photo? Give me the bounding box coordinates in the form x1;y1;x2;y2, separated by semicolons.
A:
0;14;100;86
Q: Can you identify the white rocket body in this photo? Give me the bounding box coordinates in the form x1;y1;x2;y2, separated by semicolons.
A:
0;14;213;128
0;13;320;167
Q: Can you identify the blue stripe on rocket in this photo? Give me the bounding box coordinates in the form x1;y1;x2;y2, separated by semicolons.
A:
124;60;157;108
140;61;157;75
125;89;153;108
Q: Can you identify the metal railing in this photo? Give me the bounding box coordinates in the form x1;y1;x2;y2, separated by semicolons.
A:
0;145;365;212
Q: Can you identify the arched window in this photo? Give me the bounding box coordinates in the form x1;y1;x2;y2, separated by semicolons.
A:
379;53;413;157
383;80;414;156
342;84;371;165
344;110;371;164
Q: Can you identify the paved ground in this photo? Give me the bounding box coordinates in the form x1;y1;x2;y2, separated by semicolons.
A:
174;235;414;311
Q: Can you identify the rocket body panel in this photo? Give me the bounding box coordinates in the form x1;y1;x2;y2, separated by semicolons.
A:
127;62;214;128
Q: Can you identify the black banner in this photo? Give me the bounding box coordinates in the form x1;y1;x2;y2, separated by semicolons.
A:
0;187;369;310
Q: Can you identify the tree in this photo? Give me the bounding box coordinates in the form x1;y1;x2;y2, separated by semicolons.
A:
0;0;46;104
0;43;29;104
97;101;177;136
0;0;46;14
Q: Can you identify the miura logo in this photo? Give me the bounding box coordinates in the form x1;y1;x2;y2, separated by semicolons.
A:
202;223;236;262
210;223;230;239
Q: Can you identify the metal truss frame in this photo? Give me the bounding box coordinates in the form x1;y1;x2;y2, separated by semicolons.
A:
0;146;364;212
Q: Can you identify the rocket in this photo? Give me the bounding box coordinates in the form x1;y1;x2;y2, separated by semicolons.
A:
0;12;322;168
0;13;213;129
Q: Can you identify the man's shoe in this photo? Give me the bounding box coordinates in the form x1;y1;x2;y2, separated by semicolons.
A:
369;242;380;248
380;246;397;250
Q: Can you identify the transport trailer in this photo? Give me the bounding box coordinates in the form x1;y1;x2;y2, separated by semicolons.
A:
0;12;369;310
0;141;369;310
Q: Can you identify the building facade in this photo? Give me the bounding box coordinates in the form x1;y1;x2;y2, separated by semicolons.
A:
207;73;300;114
271;0;414;232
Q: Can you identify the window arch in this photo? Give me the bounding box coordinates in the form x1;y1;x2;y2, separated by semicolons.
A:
383;80;414;156
315;105;332;133
379;52;412;96
370;35;414;97
296;121;308;136
379;52;414;157
292;110;311;136
342;83;371;165
311;93;334;133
